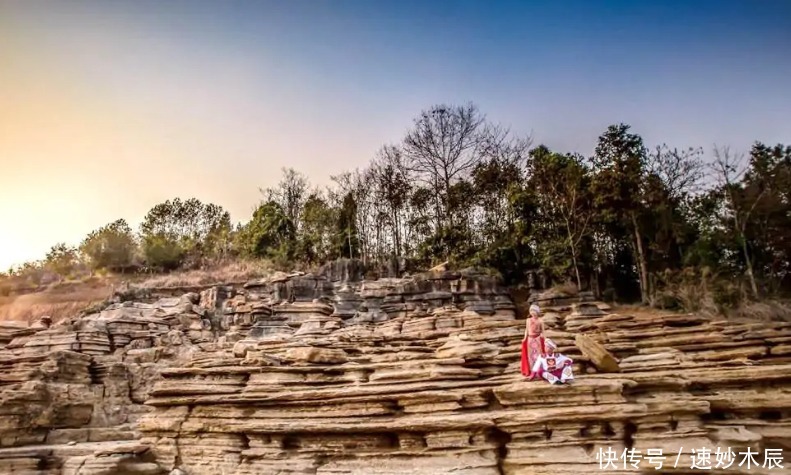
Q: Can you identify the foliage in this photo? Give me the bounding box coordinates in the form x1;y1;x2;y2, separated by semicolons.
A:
261;168;309;232
235;201;296;267
44;243;80;278
142;234;185;272
335;192;360;259
139;198;232;269
80;219;137;272
298;192;338;264
14;102;791;314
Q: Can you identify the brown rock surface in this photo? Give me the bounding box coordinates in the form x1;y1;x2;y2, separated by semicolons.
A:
575;334;621;372
2;266;790;474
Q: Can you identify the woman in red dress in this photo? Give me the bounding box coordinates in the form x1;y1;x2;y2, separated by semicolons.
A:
521;304;546;379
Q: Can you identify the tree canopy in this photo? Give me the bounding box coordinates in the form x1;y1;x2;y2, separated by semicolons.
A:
8;103;790;314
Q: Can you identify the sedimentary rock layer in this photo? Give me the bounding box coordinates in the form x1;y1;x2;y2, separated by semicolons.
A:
1;267;790;474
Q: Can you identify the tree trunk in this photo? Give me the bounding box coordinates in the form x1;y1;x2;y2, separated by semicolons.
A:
741;237;759;299
393;210;401;257
375;221;381;261
443;171;454;229
593;270;601;299
565;222;582;291
631;213;650;305
347;228;354;260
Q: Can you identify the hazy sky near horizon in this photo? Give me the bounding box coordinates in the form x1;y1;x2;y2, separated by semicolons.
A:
1;0;789;270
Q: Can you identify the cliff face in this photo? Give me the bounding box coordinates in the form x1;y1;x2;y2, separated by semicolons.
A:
1;268;790;474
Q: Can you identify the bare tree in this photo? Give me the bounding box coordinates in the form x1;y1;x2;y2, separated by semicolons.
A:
331;169;375;263
474;125;532;238
261;168;309;232
711;146;763;298
648;145;705;199
554;157;593;291
403;103;486;229
370;145;412;258
477;123;533;169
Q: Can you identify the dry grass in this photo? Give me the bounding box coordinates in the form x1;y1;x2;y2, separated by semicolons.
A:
0;259;276;324
132;259;274;289
613;299;791;322
721;299;791;322
548;281;579;296
0;284;112;324
613;303;681;318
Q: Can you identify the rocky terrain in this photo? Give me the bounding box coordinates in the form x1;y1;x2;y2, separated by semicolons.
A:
1;262;790;474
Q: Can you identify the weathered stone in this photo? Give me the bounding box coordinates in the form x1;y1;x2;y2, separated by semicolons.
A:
285;346;348;364
3;269;791;475
575;333;621;372
435;337;500;360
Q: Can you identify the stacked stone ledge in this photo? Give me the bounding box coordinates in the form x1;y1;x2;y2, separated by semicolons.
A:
0;265;790;474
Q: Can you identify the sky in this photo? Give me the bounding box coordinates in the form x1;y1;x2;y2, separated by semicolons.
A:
1;0;789;270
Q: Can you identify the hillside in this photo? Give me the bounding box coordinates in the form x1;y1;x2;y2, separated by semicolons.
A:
0;262;276;324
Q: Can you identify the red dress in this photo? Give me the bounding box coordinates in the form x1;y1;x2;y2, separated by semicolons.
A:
520;316;546;377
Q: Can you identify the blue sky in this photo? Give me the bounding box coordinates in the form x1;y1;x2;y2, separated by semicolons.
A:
0;0;789;268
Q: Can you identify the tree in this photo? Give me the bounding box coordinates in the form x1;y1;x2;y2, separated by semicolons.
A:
403;103;486;233
711;143;791;298
331;170;373;262
299;192;337;263
140;198;231;268
471;146;528;248
407;186;436;259
529;147;593;290
262;168;309;232
8;260;48;286
743;143;791;293
141;234;185;272
591;124;651;303
647;145;705;199
471;173;540;285
80;219;137;272
711;146;763;298
335;192;360;259
235;201;296;264
642;145;705;281
44;243;80;278
370;145;412;257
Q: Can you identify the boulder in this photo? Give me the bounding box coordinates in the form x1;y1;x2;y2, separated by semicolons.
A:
575;333;621;372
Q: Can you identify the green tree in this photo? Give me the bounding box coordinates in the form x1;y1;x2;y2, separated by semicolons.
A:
44;243;80;278
80;219;137;272
335;193;360;259
743;143;791;293
236;201;296;265
591;124;650;303
140;198;232;268
471;156;524;247
529;146;593;290
261;168;309;232
299;193;337;264
142;234;185;272
711;143;791;297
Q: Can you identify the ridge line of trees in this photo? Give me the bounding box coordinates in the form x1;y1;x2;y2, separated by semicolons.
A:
3;103;790;312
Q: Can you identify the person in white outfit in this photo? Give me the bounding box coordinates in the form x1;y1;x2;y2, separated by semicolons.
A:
530;338;574;384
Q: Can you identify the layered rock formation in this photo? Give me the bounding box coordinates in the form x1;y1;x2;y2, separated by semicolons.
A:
0;295;211;474
2;267;790;474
